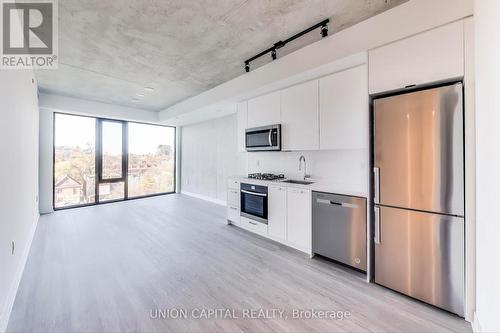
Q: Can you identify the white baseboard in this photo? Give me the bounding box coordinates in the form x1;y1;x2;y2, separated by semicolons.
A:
0;215;39;333
472;312;482;333
181;191;226;206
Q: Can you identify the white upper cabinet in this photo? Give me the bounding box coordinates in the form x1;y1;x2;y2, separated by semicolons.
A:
247;91;281;128
268;185;287;241
236;101;247;152
319;65;368;150
369;21;464;94
281;80;319;151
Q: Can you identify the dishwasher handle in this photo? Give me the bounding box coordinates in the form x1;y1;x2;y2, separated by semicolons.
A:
316;198;358;209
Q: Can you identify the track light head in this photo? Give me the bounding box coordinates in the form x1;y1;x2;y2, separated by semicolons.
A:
271;49;277;60
321;24;328;38
245;62;250;73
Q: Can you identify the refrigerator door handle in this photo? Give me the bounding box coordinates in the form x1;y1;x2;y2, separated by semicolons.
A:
374;206;381;244
373;167;380;204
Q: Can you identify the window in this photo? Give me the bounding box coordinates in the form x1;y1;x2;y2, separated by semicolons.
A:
128;123;175;198
53;113;175;209
101;121;124;180
54;114;96;208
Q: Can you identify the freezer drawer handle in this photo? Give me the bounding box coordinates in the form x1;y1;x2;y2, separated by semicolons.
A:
374;206;381;244
316;198;358;209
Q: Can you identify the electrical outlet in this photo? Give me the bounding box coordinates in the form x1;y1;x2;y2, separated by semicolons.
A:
11;241;15;255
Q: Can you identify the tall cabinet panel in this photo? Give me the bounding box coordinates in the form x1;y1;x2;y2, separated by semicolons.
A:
369;21;464;94
319;65;368;150
247;91;281;128
281;80;319;151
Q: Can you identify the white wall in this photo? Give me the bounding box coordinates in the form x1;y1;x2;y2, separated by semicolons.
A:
0;70;40;331
38;93;167;213
180;115;246;203
474;1;500;331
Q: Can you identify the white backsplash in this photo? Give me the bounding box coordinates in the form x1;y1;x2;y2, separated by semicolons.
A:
246;149;368;192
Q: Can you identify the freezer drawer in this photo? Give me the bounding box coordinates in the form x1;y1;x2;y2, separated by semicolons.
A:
375;206;464;316
312;192;366;271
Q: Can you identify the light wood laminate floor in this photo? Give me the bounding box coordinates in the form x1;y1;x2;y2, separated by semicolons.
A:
8;194;471;333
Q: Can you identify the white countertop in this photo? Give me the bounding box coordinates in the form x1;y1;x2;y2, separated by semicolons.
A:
229;176;367;198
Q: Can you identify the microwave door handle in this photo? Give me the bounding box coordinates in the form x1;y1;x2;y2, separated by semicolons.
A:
241;190;267;197
268;130;272;146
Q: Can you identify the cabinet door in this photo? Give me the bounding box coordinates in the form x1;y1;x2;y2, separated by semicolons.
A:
286;187;312;253
369;21;464;94
268;186;286;240
281;80;319;151
247;91;281;128
319;65;368;150
236;102;248;152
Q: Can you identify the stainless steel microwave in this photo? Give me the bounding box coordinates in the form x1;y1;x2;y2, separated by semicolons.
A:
245;124;281;152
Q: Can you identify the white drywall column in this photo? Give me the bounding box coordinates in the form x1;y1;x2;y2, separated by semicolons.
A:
39;108;53;213
474;0;500;332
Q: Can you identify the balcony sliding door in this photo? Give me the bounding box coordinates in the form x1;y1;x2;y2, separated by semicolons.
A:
97;119;126;202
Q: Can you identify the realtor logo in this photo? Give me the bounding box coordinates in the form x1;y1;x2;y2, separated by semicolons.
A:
1;0;58;69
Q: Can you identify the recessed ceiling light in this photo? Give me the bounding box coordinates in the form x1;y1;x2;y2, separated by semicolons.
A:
144;87;155;92
137;93;145;97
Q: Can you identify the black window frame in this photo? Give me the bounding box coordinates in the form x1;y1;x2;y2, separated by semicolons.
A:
53;112;177;210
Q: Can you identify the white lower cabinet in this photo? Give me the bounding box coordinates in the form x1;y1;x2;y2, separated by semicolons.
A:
227;188;239;207
239;216;268;235
286;187;312;253
227;205;240;223
268;185;287;241
226;179;240;223
227;180;312;255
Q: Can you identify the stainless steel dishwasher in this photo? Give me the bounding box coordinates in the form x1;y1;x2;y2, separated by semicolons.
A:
312;191;367;271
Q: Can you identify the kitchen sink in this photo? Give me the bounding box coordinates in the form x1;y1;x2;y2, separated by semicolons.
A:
282;179;314;185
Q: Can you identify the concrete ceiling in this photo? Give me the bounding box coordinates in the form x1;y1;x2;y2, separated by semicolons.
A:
36;0;407;112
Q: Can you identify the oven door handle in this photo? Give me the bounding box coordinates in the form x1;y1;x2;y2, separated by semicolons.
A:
268;130;272;146
241;190;267;197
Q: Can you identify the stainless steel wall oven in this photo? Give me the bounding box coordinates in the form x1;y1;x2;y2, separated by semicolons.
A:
240;183;268;223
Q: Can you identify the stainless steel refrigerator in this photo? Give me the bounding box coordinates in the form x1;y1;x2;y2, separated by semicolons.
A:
373;82;465;317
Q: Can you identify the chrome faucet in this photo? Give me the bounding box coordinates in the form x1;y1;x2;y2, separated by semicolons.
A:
298;155;310;180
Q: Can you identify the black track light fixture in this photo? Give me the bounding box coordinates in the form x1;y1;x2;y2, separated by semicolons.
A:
244;19;330;73
321;23;328;38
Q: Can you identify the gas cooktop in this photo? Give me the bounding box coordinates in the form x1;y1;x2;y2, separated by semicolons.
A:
247;173;285;181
